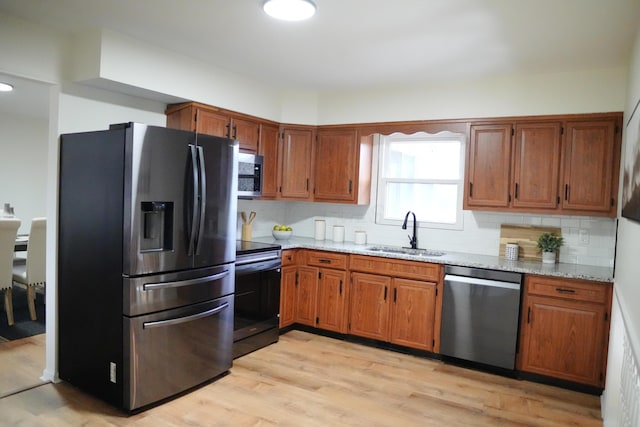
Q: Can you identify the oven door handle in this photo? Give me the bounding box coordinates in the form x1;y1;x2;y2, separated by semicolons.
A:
143;270;229;291
143;302;230;329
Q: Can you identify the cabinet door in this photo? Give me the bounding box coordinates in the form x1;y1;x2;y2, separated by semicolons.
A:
520;295;606;386
279;128;314;200
314;129;358;202
279;266;297;328
389;278;436;351
294;266;317;326
562;120;617;214
349;272;391;341
512;123;562;209
232;117;259;153
259;124;279;199
465;124;513;208
316;269;348;333
195;108;230;137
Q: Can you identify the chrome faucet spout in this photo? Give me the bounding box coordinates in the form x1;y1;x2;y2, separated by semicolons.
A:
402;211;418;249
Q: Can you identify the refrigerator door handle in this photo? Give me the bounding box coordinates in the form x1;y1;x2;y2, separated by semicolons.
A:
195;145;206;255
187;144;199;256
142;270;230;291
142;302;230;329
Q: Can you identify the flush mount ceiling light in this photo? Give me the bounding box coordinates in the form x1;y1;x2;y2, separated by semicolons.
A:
263;0;316;21
0;82;14;92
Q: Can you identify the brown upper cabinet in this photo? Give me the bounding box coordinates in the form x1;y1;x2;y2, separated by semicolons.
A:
314;129;372;204
165;102;260;153
278;126;315;201
258;123;279;199
465;124;513;208
562;120;619;214
464;113;621;217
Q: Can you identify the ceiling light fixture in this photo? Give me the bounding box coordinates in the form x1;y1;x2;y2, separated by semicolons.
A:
0;82;14;92
263;0;316;21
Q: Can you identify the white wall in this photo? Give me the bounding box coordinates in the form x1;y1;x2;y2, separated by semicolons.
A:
0;13;67;83
602;24;640;427
0;113;48;234
317;67;628;124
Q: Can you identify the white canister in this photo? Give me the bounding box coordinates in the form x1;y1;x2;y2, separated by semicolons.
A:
505;243;519;261
354;231;367;245
333;225;345;243
314;220;326;240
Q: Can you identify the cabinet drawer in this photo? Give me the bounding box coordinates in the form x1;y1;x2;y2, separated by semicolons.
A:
281;249;297;266
525;275;610;304
349;255;441;282
306;251;348;270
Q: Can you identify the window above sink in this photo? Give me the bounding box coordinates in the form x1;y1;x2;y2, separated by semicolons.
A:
376;131;466;231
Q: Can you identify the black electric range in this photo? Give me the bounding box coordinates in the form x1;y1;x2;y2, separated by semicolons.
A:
233;240;282;358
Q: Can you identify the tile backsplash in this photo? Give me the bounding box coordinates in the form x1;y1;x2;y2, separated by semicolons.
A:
238;198;617;268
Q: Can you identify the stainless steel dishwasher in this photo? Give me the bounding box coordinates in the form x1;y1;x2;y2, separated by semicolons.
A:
440;265;523;370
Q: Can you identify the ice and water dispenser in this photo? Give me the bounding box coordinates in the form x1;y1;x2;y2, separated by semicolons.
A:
140;201;173;252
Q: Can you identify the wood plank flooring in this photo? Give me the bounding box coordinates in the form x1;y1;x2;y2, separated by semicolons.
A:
0;333;46;398
0;330;602;426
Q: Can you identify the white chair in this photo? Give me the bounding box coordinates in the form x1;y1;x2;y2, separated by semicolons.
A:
0;218;21;325
12;218;45;321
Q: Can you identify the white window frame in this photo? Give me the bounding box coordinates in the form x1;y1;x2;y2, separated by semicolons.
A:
375;131;466;230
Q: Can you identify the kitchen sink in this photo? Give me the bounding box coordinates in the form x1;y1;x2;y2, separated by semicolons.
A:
366;246;445;257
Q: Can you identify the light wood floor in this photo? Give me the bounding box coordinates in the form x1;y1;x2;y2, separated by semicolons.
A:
0;333;46;398
0;330;602;426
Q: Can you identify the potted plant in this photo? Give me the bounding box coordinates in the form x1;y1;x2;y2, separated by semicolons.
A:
537;232;564;264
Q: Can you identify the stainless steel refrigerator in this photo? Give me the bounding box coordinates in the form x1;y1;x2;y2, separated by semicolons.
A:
58;122;238;411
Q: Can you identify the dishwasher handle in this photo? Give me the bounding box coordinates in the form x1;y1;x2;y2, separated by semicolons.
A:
444;274;520;290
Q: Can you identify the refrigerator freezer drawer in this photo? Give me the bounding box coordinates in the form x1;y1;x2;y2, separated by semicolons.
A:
123;295;233;410
123;264;234;316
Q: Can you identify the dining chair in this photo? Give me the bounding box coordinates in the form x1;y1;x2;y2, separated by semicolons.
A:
12;217;45;321
0;218;21;325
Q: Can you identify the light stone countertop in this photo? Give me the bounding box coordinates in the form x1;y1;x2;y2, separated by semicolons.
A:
250;236;614;283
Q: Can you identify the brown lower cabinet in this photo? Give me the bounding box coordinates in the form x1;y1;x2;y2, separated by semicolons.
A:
518;275;612;387
280;250;613;389
349;272;438;351
280;250;349;333
348;255;441;351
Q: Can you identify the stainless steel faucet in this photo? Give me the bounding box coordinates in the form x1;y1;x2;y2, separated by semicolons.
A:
402;211;418;249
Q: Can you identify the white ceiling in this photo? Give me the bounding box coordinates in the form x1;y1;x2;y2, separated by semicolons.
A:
1;0;639;117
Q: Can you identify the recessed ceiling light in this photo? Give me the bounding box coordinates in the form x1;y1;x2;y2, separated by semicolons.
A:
263;0;316;21
0;82;14;92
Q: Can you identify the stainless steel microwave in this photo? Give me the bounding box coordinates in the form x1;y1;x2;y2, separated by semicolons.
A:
237;153;263;199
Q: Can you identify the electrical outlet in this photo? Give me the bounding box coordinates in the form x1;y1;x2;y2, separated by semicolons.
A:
110;362;116;383
579;229;590;245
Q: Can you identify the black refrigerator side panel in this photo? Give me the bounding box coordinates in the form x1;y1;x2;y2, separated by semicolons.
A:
58;129;125;408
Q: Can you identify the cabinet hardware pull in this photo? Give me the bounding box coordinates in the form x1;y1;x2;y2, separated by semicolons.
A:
469;182;473;197
557;196;560;205
555;287;576;294
225;123;231;138
527;306;531;323
515;183;519;199
339;280;342;295
287;255;292;261
319;259;331;264
232;125;237;139
565;184;569;200
306;178;309;191
349;180;353;193
384;286;388;301
393;288;397;302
